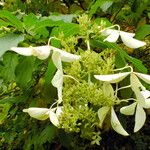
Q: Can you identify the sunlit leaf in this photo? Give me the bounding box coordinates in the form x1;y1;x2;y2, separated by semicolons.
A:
0;33;24;57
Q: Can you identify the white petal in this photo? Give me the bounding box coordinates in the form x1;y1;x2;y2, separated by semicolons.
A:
101;29;114;36
32;45;50;60
50;46;80;62
102;82;114;97
94;72;130;83
98;106;110;127
140;90;150;99
130;73;145;90
56;106;63;117
120;32;146;48
134;104;146;132
145;98;150;108
143;99;150;108
120;31;135;37
111;107;129;136
49;110;59;126
11;47;32;56
134;72;150;84
130;74;145;105
23;107;49;120
104;30;120;43
52;51;62;70
51;70;63;102
120;102;137;115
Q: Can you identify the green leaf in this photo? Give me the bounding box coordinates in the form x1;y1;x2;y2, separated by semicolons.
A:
0;10;23;31
0;52;18;82
89;0;113;16
44;60;56;85
0;103;12;124
33;19;65;33
0;19;9;27
57;23;79;37
100;1;113;12
23;13;38;35
135;24;150;40
125;55;147;73
48;14;75;23
38;125;56;145
0;33;24;57
15;57;36;88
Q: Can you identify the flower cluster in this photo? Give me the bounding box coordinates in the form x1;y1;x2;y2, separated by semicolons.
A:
11;44;80;126
8;20;149;144
95;66;150;135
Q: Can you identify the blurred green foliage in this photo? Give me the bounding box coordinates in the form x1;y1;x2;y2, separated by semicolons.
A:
0;0;150;150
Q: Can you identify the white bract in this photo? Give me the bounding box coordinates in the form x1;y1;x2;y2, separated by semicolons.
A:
98;83;129;136
120;73;150;132
11;45;50;60
101;28;146;49
23;106;63;126
94;72;130;83
95;66;150;133
51;49;80;103
10;45;80;103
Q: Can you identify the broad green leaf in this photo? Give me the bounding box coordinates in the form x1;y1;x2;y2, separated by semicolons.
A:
107;42;147;73
23;13;38;35
125;55;147;73
135;24;150;40
56;23;80;37
44;60;56;85
0;52;18;82
0;33;24;57
33;19;65;33
15;57;35;88
38;125;56;145
89;0;113;16
0;103;11;124
0;19;9;27
0;10;23;31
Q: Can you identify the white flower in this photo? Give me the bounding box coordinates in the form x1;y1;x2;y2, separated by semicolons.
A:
11;45;50;60
98;83;129;136
120;74;150;132
95;66;150;133
102;29;146;49
94;72;130;83
23;107;49;120
11;45;80;102
51;49;80;103
23;106;63;126
98;106;129;136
